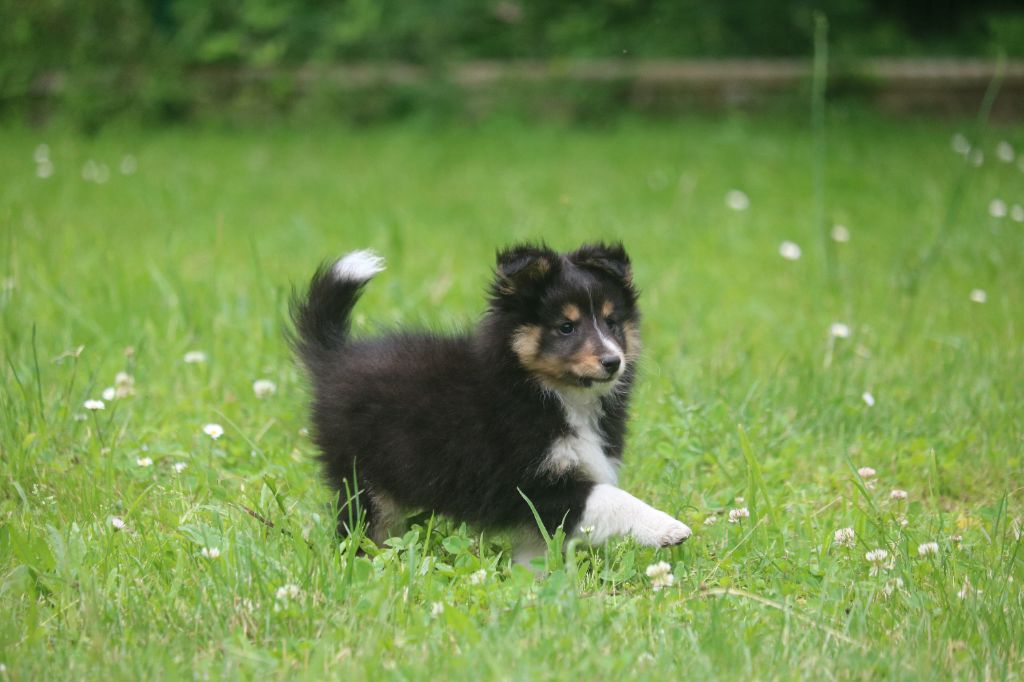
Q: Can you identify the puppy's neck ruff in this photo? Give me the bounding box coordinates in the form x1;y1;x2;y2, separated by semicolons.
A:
539;383;620;486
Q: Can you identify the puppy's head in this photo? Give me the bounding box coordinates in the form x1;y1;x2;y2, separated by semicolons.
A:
491;242;640;391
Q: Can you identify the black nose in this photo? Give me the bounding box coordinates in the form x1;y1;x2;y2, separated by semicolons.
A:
600;356;621;373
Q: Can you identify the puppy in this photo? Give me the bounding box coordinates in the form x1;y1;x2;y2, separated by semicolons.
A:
291;243;691;564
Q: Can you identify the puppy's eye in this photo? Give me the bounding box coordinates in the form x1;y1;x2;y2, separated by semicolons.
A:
558;322;576;335
605;317;619;328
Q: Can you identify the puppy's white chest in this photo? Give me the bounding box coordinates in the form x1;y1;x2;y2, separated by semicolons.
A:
541;394;619;485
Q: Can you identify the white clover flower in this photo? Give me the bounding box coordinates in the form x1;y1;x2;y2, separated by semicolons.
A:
645;561;674;591
1011;204;1024;223
728;507;750;523
581;525;595;535
137;457;153;467
183;350;207;364
703;515;718;526
865;548;892;576
969;289;987;304
469;569;487;585
173;462;188;473
252;379;277;398
857;466;877;479
831;224;850;243
779;241;802;261
862;392;875;407
275;584;301;600
897;516;909;528
200;546;221;559
431;602;445;617
829;322;850;339
34;143;50;163
989;199;1007;218
203;423;224;440
833;527;856;548
950;133;970;155
102;387;116;401
890;489;908;501
114;372;135;397
949;534;963;547
111;516;126;530
970;149;984;166
36;159;54;179
996;140;1015;163
882;576;904;599
918;542;939;557
83;399;105;411
725;189;750;211
120;155;137;175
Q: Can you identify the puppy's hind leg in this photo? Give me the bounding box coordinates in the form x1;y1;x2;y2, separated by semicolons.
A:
334;484;406;545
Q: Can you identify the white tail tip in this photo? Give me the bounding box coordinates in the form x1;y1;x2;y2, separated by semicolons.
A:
331;249;386;282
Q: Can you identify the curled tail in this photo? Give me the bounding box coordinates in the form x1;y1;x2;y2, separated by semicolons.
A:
290;249;385;373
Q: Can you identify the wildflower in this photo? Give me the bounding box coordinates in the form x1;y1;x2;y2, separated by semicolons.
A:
882;577;904;599
36;159;54;179
34;143;50;163
857;466;876;479
645;561;674;591
949;534;963;547
890;489;908;501
183;350;207;364
865;548;892;576
728;507;750;523
833;527;856;548
862;392;875;407
114;372;135;397
831;224;850;243
137;457;153;467
580;525;595;535
779;241;802;261
1011;204;1024;223
950;133;970;155
252;379;277;398
969;289;987;304
989;199;1007;218
120;155;137;175
829;322;850;339
275;584;301;600
469;569;487;585
703;515;718;526
430;602;445;617
970;149;984;166
897;516;909;528
918;542;939;557
725;190;750;211
996;140;1015;163
203;423;224;440
173;462;188;473
83;399;105;411
200;547;221;559
102;387;116;401
111;516;126;530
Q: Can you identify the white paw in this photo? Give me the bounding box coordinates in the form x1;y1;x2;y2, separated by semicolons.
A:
636;511;692;548
657;519;693;547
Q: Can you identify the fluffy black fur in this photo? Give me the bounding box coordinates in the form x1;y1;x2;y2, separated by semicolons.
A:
290;242;640;542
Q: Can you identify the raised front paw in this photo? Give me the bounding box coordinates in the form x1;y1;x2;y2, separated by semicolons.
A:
635;509;693;547
656;518;693;547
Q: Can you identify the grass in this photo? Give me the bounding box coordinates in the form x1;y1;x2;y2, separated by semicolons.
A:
1;113;1023;680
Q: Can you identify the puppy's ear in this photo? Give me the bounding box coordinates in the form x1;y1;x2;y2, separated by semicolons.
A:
570;242;632;286
493;243;558;297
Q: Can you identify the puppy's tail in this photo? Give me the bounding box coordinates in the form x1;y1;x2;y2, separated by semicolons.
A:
290;249;385;370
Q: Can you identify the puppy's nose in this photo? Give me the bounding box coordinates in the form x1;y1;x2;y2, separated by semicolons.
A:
600;356;621;373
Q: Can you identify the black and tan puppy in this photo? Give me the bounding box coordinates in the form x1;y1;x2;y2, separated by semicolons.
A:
291;243;690;564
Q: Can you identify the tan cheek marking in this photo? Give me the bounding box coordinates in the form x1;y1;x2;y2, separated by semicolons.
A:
623;321;642;362
562;304;581;322
511;325;541;360
602;300;614;317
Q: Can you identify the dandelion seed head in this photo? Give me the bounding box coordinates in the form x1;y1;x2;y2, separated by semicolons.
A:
725;189;750;211
84;399;105;411
252;379;277;398
203;423;224;440
779;241;802;261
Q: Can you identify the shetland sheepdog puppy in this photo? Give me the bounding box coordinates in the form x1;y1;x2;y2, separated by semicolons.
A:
291;243;690;564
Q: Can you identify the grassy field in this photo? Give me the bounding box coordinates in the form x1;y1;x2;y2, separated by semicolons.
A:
1;114;1022;680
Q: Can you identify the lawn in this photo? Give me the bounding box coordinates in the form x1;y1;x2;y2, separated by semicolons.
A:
1;114;1022;680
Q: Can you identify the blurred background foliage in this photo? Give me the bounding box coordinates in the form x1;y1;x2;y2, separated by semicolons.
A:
2;0;1023;127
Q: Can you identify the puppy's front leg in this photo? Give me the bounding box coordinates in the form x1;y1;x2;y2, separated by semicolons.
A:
577;483;691;547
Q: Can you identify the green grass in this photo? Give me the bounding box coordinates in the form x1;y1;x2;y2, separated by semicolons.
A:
1;114;1023;680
